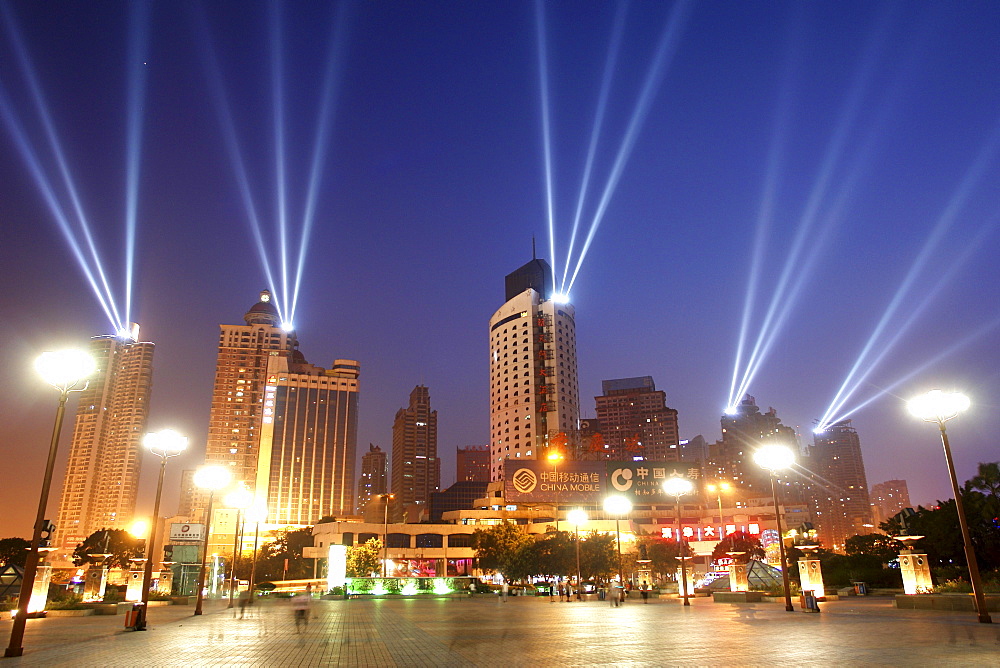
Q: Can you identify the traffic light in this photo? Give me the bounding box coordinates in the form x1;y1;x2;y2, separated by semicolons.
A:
39;520;56;548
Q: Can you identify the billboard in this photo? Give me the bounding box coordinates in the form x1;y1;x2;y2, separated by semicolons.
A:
504;460;607;503
606;461;692;503
170;523;205;542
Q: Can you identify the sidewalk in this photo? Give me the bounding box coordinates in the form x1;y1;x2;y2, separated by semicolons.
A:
1;595;997;666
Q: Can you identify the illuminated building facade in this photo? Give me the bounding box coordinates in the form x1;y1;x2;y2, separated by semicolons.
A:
391;385;439;513
488;257;580;480
712;395;798;498
357;444;388;512
595;376;680;461
870;479;911;525
810;420;872;550
456;445;490;482
54;327;155;552
202;290;296;504
257;356;360;523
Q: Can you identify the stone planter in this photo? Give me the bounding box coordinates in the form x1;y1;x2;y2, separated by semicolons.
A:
46;608;95;617
713;591;763;603
169;596;194;605
147;600;172;607
895;594;1000;612
82;603;121;615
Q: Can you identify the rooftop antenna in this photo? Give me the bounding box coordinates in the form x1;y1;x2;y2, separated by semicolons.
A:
532;236;536;260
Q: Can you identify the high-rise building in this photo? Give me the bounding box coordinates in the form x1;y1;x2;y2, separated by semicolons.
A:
257;355;360;524
54;326;155;553
594;376;679;461
712;395;798;498
390;385;439;511
810;420;872;550
679;435;709;463
488;257;580;479
200;290;358;526
203;290;297;500
456;445;490;482
357;444;388;512
176;469;197;518
870;479;911;526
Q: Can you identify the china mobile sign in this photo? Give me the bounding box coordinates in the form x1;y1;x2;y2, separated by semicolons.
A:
169;523;205;542
504;460;606;503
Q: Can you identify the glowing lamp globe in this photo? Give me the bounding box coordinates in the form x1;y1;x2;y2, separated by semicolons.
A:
907;390;970;423
35;350;96;389
143;429;188;458
662;477;694;497
193;465;232;492
603;496;632;516
567;509;588;525
224;486;254;510
130;519;149;538
753;444;796;471
547;452;563;462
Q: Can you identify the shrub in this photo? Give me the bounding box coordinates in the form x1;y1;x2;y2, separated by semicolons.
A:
47;594;88;610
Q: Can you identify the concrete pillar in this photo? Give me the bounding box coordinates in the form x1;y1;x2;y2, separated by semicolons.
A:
27;565;52;614
729;562;749;592
798;557;824;596
125;568;145;602
899;550;933;595
82;565;108;601
675;566;693;598
156;567;174;595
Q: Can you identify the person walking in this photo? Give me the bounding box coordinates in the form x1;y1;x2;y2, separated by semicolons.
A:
502;580;509;602
549;580;556;602
292;589;311;633
641;581;649;604
238;589;250;619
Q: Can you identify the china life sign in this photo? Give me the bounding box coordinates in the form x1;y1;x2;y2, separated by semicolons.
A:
606;462;693;502
170;523;205;542
504;460;606;503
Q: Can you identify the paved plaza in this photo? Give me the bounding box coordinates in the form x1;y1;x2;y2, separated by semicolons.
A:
1;595;998;666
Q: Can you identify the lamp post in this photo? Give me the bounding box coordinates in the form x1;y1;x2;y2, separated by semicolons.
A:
603;496;632;587
662;476;694;606
706;481;731;528
753;443;796;612
908;390;992;624
223;485;253;608
380;493;394;578
132;429;188;630
244;502;267;606
567;509;587;600
6;350;95;658
193;465;232;615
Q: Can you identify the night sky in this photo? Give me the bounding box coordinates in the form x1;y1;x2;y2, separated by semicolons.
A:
2;1;998;538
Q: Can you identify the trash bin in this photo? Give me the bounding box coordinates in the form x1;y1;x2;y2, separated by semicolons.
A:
125;602;146;630
799;593;820;613
852;581;868;596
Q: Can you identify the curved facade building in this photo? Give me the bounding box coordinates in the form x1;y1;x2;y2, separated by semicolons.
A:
488;258;579;480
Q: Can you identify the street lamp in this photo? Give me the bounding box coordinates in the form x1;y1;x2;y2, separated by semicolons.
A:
908;390;992;624
223;485;254;608
244;502;267;606
567;509;587;600
753;443;796;612
6;349;95;658
380;494;394;578
706;481;732;527
603;496;632;587
193;465;232;615
662;476;694;606
132;429;187;630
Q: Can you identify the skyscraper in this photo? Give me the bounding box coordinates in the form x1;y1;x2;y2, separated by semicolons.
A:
456;445;490;482
488;257;580;480
870;479;911;526
811;420;872;550
203;290;296;499
257;356;360;523
200;290;359;526
54;326;155;554
712;395;798;497
357;444;388;512
594;376;679;461
390;385;439;511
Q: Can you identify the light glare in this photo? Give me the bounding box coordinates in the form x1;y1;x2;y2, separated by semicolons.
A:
907;389;970;423
35;350;96;389
662;476;694;497
753;444;795;471
193;465;232;491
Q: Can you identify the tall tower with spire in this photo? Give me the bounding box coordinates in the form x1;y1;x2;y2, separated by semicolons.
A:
488;257;579;480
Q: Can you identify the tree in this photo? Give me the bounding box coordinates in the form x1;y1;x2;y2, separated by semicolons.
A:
844;534;903;564
520;531;574;579
579;531;616;581
347;538;382;577
473;522;532;581
0;537;29;568
73;529;143;569
966;462;1000;499
635;535;690;579
710;531;765;563
253;528;315;580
